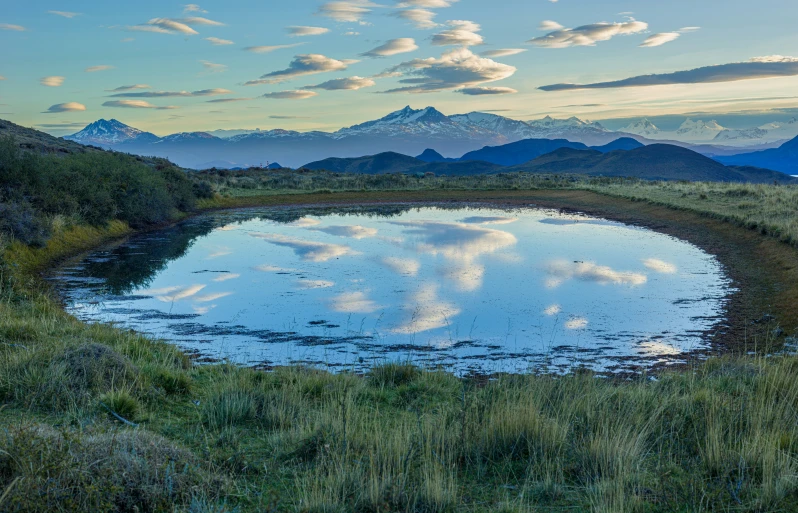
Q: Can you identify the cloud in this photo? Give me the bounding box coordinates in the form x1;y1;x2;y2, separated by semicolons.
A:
297;279;335;289
0;24;25;31
538;20;563;31
34;122;88;129
184;4;208;13
393;220;517;291
381;257;420;276
307;76;376;90
460;216;518;225
109;88;232;97
397;0;458;6
48;11;80;18
245;54;356;85
149;284;206;303
102;100;178;109
205;36;234;45
312;225;378;238
250;233;355;261
391;284;460;334
244;43;305;53
640;32;680;47
457;86;517;95
200;60;227;73
432;20;483;46
194;292;234;303
329;291;382;314
43;102;86;114
480;48;526;58
539;56;798;91
106;84;150;92
392;9;438;29
317;1;376;22
544;260;647;288
287;26;330;37
177;16;224;26
529;19;648;48
130;18;198;35
85;65;114;72
362;38;419;57
0;76;5;81
206;97;251;103
290;217;322;227
642;258;677;274
261;90;318;99
544;304;561;316
564;317;588;330
213;273;240;282
383;47;516;93
40;76;65;87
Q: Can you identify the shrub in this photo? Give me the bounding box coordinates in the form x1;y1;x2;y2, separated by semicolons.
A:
0;200;50;246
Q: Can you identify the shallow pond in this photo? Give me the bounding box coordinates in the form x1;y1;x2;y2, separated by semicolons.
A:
53;205;733;374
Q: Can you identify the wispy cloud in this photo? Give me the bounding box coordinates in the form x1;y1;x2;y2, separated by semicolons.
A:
48;11;80;18
129;18;198;35
362;38;418;57
261;90;318;99
244;43;305;53
85;65;114;72
106;84;150;92
480;48;526;58
184;4;208;13
308;76;376;90
102;100;178;109
317;1;377;23
40;76;65;87
640;32;680;47
287;26;330;37
109;88;232;97
0;24;25;31
245;54;356;85
43;102;86;114
383;48;515;93
250;232;355;260
397;0;458;6
205;36;234;45
432;20;483;46
457;86;517;95
392;9;438;29
540;56;798;91
200;60;227;73
206;97;251;103
529;19;648;48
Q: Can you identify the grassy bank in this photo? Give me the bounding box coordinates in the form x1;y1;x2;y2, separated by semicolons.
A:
1;185;798;511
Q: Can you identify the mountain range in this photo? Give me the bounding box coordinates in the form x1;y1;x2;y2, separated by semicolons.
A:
623;117;798;145
304;143;796;184
64;106;785;170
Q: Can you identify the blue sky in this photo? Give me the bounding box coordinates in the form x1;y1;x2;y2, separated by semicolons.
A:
2;0;797;135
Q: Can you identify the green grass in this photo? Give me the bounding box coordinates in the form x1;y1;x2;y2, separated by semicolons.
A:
3;174;798;511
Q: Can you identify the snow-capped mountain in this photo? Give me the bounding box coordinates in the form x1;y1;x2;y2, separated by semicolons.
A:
156;132;222;144
335;106;494;139
66;119;158;147
675;119;727;140
714;128;769;142
623;118;661;138
449;112;538;140
759;117;798;140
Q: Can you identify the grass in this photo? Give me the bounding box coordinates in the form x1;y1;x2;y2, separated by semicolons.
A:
3;177;798;511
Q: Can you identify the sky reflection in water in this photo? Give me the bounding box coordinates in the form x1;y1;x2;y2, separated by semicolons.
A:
55;206;732;374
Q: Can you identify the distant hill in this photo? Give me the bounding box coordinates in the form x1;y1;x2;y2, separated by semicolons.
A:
460;139;588;166
591;137;645;153
511;144;797;183
416;149;458;163
716;136;798;175
302;152;501;175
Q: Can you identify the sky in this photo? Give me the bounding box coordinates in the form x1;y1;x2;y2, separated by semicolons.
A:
2;0;798;136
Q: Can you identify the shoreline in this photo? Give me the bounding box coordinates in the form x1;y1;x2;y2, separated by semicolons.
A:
31;189;798;375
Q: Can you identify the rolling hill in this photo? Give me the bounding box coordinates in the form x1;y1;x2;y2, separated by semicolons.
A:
716;136;798;175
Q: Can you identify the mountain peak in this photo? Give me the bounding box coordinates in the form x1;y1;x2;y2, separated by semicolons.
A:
66;118;158;147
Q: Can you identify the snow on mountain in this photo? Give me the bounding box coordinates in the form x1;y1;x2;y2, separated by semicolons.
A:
759;117;798;140
65;119;158;146
156;132;222;144
335;106;494;139
526;115;606;131
449;112;537;140
714;128;769;142
228;129;332;142
675;119;727;140
623;118;661;137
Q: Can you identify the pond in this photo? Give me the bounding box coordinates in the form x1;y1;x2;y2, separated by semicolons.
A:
53;204;733;374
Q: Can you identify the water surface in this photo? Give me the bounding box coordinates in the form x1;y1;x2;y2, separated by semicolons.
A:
54;205;732;374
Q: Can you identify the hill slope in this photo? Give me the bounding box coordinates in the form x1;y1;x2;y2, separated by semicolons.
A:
0;118;101;154
512;145;797;183
460;139;588;166
716;136;798;175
